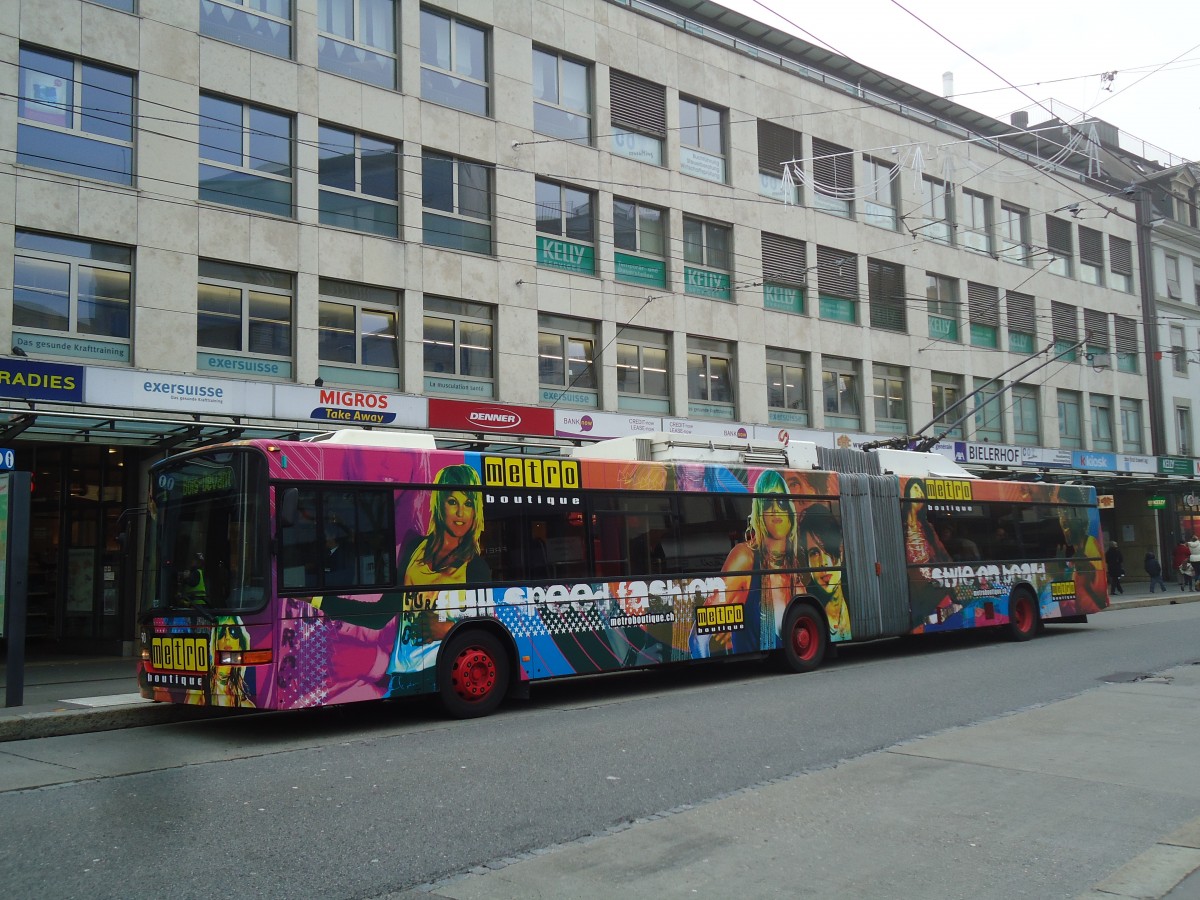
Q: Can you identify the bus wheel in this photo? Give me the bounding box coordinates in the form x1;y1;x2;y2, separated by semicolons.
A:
777;604;827;673
1006;589;1039;642
439;630;509;719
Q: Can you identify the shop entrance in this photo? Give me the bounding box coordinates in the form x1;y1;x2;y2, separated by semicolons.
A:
27;444;138;652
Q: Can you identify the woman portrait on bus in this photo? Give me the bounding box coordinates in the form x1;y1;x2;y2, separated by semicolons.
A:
185;616;254;708
1056;501;1106;613
796;503;851;641
309;462;490;697
697;469;799;656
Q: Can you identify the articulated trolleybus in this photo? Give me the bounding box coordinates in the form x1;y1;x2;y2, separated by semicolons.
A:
139;429;1109;717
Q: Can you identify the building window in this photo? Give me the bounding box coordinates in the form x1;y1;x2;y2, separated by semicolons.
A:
535;180;595;275
1177;406;1193;457
762;233;806;315
872;364;908;434
422;151;492;255
1011;384;1040;446
1084;308;1110;368
1171;324;1188;375
822;356;861;429
868;258;906;332
766;347;809;426
613;198;666;287
1120;398;1144;453
1115;315;1140;374
198;260;293;373
687;337;735;419
616;326;670;413
999;203;1031;265
318;279;399;388
1051;301;1079;362
960;189;991;254
199;93;292;217
973;377;1004;443
861;157;897;230
1090;395;1114;452
926;273;959;342
1109;236;1133;293
758;120;801;203
682;217;732;300
609;70;665;165
968;282;999;349
317;0;396;89
919;176;952;244
93;0;136;10
1165;253;1182;299
12;231;132;361
1058;389;1082;449
931;373;963;439
419;7;488;116
422;297;494;396
1046;215;1073;278
1006;290;1036;355
17;47;134;185
200;0;292;59
1078;226;1104;286
811;138;854;218
817;246;858;323
678;96;726;183
532;47;590;143
538;314;597;407
317;125;398;237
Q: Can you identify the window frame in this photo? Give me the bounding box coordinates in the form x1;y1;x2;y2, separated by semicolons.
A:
422;296;495;394
532;46;591;144
16;46;136;185
766;347;809;425
1057;388;1083;449
686;336;735;416
197;259;294;366
1011;383;1040;446
1171;324;1188;375
199;92;293;217
535;179;596;274
972;377;1005;443
616;327;670;412
1165;253;1182;299
12;230;133;355
821;356;861;429
317;278;400;385
931;372;963;439
872;363;908;434
317;123;399;237
678;96;726;183
316;0;397;89
861;156;898;230
538;313;598;405
422;151;493;255
960;189;991;254
682;216;732;300
419;6;490;116
1090;395;1114;452
926;272;959;342
199;0;293;59
998;203;1031;266
1120;398;1144;453
920;176;953;244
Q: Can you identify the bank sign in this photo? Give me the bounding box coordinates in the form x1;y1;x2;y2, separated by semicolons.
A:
0;358;84;403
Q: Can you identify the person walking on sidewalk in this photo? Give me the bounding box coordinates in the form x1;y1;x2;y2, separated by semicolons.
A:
1144;550;1166;593
1183;533;1200;592
1174;539;1191;589
1105;541;1125;595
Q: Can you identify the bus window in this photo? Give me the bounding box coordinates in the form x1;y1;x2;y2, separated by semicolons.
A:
481;495;587;583
279;488;395;591
591;493;675;578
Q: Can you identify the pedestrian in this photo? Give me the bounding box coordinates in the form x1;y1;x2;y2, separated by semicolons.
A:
1188;534;1200;592
1174;539;1191;590
1104;540;1125;595
1144;550;1166;593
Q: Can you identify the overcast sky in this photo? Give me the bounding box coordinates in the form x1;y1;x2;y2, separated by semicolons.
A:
722;0;1200;165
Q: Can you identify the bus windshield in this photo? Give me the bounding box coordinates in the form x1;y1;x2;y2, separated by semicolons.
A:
142;448;270;614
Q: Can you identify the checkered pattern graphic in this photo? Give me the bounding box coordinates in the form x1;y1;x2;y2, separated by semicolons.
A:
498;603;609;639
292;618;331;708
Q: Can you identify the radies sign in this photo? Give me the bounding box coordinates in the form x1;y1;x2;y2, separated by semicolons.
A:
427;398;555;437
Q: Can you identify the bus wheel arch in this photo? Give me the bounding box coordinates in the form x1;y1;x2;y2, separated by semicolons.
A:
774;599;828;673
1005;586;1040;642
437;624;514;718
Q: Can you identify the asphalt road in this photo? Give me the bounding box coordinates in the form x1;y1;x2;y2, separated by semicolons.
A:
2;603;1199;900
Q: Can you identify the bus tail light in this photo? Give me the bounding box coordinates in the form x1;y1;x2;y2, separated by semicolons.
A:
219;649;273;666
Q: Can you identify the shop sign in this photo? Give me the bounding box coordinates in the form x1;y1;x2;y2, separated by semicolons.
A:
1183;493;1200;508
0;449;13;470
198;353;291;380
664;418;751;440
0;358;84;403
611;129;662;165
1073;451;1116;471
614;252;666;288
1116;454;1156;474
536;237;595;275
423;376;493;399
684;266;731;300
1097;495;1115;509
554;410;660;440
1147;496;1167;509
954;442;1022;466
1158;456;1196;477
273;385;425;429
679;147;725;183
687;401;735;421
539;387;597;408
428;398;554;437
13;332;129;364
1023;447;1073;468
85;368;271;417
763;284;803;314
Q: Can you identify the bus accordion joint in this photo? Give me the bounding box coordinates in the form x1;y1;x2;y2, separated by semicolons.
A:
219;649;273;666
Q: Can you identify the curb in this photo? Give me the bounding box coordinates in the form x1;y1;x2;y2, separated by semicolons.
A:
1101;593;1200;612
0;702;213;743
1077;817;1200;900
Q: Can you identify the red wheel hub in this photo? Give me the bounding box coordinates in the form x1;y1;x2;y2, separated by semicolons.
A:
1013;598;1032;632
450;646;497;702
792;618;818;661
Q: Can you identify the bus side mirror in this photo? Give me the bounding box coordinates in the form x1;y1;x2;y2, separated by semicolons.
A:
279;487;299;528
